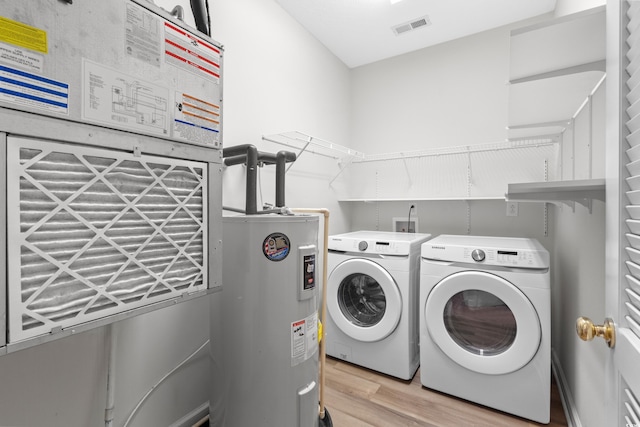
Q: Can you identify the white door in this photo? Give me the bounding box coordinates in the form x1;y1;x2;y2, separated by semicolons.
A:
425;271;542;375
326;258;402;342
602;1;640;425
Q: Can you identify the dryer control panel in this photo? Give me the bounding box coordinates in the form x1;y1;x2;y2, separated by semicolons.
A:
421;235;549;269
462;247;542;267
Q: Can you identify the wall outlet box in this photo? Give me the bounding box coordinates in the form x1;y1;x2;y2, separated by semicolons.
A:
393;217;419;233
506;201;519;217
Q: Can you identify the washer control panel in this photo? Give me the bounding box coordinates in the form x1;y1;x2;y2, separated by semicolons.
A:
328;231;433;256
330;238;410;256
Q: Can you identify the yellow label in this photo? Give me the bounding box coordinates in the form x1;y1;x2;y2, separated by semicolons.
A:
0;16;47;54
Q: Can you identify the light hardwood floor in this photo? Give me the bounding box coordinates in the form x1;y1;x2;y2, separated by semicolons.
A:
323;356;568;427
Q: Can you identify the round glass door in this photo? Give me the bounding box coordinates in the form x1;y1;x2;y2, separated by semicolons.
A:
327;258;402;342
425;270;541;375
443;290;517;356
338;273;387;327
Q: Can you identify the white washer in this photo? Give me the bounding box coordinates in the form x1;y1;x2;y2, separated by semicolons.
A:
325;231;432;379
420;235;550;424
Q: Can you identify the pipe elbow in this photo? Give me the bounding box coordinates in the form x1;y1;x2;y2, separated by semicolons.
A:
276;150;297;163
222;144;258;159
170;5;184;21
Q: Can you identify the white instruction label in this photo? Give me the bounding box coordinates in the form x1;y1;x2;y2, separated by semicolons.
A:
125;3;161;67
0;42;43;73
291;311;318;367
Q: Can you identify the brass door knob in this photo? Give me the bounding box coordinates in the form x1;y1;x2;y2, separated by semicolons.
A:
576;316;615;348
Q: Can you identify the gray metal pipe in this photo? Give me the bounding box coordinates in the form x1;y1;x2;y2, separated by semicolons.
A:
223;155;251;167
222;145;296;214
223;145;258;215
170;5;184;21
276;151;296;207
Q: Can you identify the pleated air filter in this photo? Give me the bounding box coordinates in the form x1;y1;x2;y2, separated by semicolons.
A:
7;136;208;342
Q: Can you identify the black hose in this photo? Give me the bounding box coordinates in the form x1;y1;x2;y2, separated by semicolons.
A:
407;204;414;233
318;408;333;427
190;0;210;35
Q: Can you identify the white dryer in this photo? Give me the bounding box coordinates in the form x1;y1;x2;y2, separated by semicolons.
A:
325;231;432;379
420;235;550;424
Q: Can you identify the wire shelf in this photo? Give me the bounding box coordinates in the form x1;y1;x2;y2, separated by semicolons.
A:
262;131;365;161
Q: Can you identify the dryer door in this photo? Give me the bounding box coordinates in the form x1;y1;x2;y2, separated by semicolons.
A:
425;270;541;375
327;258;402;342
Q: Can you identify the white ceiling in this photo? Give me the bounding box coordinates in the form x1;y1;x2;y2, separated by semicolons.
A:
273;0;558;68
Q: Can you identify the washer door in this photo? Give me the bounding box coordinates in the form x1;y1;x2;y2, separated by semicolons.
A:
425;270;541;375
327;258;402;342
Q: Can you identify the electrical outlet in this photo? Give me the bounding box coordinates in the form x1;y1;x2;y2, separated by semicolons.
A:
506;201;519;217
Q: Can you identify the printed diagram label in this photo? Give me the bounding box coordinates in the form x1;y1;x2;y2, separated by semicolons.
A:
291;312;319;367
82;59;169;136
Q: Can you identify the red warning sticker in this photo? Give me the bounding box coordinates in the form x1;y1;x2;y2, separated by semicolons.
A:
164;22;220;81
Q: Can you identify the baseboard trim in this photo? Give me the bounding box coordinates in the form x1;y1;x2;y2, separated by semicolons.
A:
551;348;582;427
170;402;209;427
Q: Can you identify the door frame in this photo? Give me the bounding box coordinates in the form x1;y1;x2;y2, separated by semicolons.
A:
606;0;626;424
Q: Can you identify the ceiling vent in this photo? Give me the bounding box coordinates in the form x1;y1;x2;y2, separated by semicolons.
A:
392;15;431;36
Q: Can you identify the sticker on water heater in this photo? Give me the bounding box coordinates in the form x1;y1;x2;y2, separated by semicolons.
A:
263;232;290;261
291;311;318;367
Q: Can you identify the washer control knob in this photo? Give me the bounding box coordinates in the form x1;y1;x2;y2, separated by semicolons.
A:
471;249;485;262
358;241;368;251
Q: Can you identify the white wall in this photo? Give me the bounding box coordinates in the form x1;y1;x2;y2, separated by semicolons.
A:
350;26;511;154
347;22;554;236
550;77;606;427
552;202;606;427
